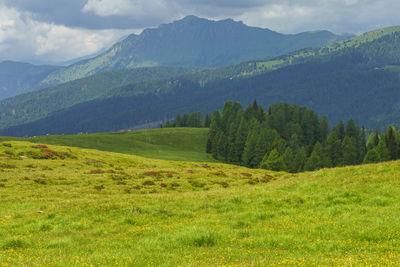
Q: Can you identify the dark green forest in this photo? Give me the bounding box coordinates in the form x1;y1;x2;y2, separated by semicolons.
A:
168;101;400;172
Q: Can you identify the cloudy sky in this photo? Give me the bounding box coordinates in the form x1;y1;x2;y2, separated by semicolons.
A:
1;0;399;64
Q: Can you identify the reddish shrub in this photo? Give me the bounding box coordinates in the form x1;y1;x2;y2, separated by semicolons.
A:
212;171;227;177
34;178;46;184
90;169;105;174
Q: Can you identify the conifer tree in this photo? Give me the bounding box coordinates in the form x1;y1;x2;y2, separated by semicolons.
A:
304;142;324;171
345;119;359;139
260;149;286;171
204;113;212;128
342;136;358;165
385;126;398;160
359;127;367;163
234;117;249;161
363;149;381;164
242;130;259;167
216;130;228;160
319;115;329;142
228;143;240;165
282;147;296;173
253;129;269;167
293;147;307;172
326;130;343;167
376;138;390;162
335;121;345;141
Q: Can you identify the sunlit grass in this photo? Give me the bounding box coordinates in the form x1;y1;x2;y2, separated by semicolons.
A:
1;141;400;266
0;128;213;162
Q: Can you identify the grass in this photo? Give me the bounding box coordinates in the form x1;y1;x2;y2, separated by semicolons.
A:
0;128;213;162
1;140;400;265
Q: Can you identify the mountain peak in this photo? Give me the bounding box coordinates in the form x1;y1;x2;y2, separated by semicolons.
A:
40;16;351;85
181;15;201;21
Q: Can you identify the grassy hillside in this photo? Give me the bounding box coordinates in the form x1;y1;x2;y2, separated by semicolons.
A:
1;141;400;265
0;128;212;162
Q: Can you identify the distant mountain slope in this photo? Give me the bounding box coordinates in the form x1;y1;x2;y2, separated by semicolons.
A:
41;15;349;86
2;26;400;136
0;61;61;100
0;66;196;129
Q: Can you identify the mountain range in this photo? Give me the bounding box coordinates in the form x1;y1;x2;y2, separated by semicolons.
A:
0;15;350;99
0;61;61;100
2;18;400;136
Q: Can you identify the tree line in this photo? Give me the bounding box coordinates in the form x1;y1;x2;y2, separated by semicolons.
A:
168;101;400;172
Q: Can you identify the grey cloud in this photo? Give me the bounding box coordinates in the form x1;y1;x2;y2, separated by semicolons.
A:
5;0;400;33
2;0;400;63
4;0;164;29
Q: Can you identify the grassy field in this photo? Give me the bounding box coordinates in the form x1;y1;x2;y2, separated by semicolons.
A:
0;128;213;162
1;140;400;266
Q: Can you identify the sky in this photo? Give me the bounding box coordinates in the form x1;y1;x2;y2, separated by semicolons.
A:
1;0;400;64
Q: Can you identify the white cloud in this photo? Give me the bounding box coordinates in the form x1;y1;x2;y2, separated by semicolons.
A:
0;4;135;63
235;0;400;34
3;0;400;63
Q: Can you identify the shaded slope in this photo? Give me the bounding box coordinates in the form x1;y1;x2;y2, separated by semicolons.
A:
0;61;61;100
0;66;196;129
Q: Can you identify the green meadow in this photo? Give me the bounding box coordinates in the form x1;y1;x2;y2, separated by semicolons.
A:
0;128;213;162
1;140;400;266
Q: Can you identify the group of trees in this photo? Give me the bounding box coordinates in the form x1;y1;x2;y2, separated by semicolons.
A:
173;101;400;173
164;112;212;128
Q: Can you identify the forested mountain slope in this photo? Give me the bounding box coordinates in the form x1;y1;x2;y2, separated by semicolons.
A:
0;61;61;100
41;15;348;86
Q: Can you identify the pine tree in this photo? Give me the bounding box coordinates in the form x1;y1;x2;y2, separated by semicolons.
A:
335;121;345;141
234;117;249;161
363;149;381;164
282;147;296;173
358;127;367;163
260;149;286;171
326;130;343;167
385;126;398;160
228;143;240;165
293;146;307;172
342;136;358;165
319;115;329;143
253;129;269;167
206;138;213;154
242;129;259;167
376;138;390;162
204;113;212;128
366;131;379;150
345;119;359;139
174;114;182;127
216;130;228;160
304;142;324;171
